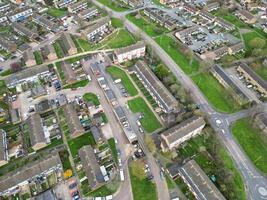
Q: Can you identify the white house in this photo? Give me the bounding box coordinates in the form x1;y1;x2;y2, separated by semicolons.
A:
114;41;146;63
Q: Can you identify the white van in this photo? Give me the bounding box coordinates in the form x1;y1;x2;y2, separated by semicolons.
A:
120;169;124;181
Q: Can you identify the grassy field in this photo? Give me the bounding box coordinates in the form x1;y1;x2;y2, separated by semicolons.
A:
104;29;136;49
155;35;200;75
68;132;96;157
253;64;267;81
129;163;157;200
76;38;92;52
0;80;7;95
111;18;124;28
106;66;138;96
83;93;100;106
33;51;43;65
97;0;129;12
192;73;241;113
126;13;167;37
53;42;64;58
177;131;246;200
0;69;12;77
108;138;118;163
63;79;89;89
47;8;68;18
128;97;161;133
55;62;65;83
242;31;267;50
232;118;267;175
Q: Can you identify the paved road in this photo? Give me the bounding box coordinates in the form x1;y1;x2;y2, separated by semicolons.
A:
90;1;267;199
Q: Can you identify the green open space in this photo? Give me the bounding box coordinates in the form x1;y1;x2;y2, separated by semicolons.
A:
68;132;96;157
33;51;43;65
128;97;161;133
63;79;89;89
0;80;7;95
97;0;129;12
107;138;118;163
106;66;138;96
232;118;267;175
129;162;157;200
192;73;241;113
53;41;64;58
103;29;136;49
0;69;12;77
76;38;92;52
177;131;246;200
83;93;100;106
46;8;68;18
111;18;124;28
155;35;200;75
55;62;65;83
126;13;168;37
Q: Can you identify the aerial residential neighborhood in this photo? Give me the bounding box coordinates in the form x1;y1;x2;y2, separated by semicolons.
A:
0;0;266;200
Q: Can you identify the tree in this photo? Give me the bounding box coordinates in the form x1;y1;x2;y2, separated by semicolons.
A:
155;64;169;80
249;37;266;49
170;83;180;94
144;135;156;155
131;160;145;180
10;62;22;73
163;74;176;86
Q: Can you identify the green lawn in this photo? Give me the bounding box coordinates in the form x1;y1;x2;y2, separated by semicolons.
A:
126;13;167;37
165;175;176;190
83;93;100;106
0;69;12;77
192;73;241;113
55;62;65;83
63;79;89;89
47;8;68;18
68;132;96;157
232;118;267;175
106;66;138;96
111;18;124;28
128;97;161;133
103;29;136;49
53;42;64;58
155;35;200;75
242;31;267;50
76;38;92;51
129;163;157;200
97;0;129;12
108;138;118;163
0;80;7;95
33;51;43;65
253;65;267;81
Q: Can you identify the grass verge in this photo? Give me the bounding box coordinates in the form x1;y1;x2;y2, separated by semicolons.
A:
232;118;267;175
106;66;138;96
128;97;161;133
